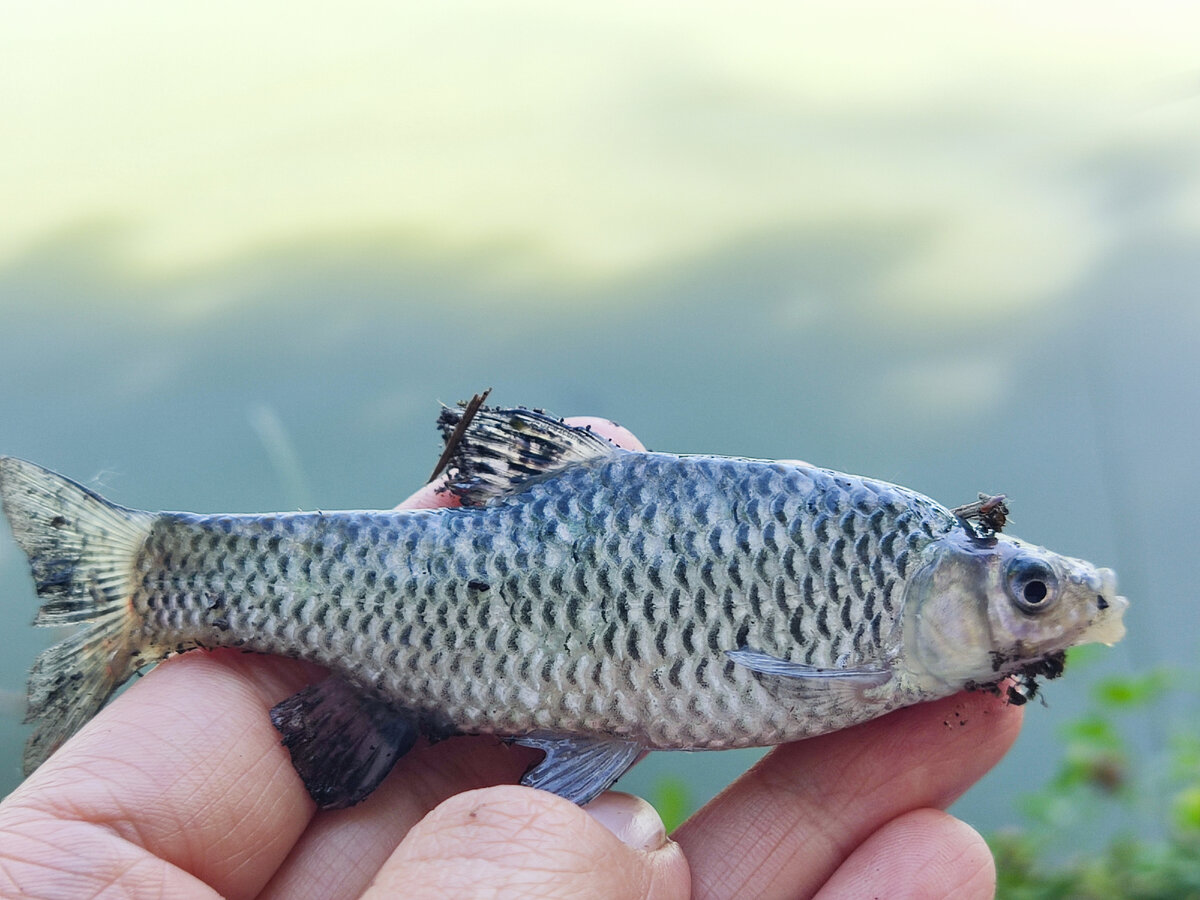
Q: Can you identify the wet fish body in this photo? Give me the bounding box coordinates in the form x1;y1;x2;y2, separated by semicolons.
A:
0;403;1128;807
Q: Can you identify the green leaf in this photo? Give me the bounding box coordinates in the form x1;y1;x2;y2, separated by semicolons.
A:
1091;670;1169;708
651;775;692;834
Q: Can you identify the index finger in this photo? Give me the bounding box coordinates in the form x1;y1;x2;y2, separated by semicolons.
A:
0;650;323;899
675;690;1023;899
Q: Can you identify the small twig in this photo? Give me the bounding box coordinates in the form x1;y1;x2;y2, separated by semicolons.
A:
428;388;491;482
952;492;1009;534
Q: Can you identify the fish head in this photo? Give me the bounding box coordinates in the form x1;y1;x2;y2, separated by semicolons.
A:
902;529;1128;692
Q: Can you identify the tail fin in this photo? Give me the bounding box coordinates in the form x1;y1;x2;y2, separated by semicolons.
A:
0;457;155;774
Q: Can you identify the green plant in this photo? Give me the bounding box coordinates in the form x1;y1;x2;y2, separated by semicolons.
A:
989;659;1200;899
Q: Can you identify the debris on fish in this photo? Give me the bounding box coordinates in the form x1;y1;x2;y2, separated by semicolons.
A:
0;398;1128;807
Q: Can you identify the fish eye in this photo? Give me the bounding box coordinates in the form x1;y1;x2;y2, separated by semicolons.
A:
1006;557;1059;614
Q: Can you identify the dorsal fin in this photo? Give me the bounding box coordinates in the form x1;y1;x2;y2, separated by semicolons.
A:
436;400;623;506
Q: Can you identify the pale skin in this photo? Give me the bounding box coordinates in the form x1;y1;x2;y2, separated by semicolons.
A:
0;418;1022;899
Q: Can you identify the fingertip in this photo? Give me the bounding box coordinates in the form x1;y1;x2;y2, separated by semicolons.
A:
584;791;668;852
363;786;689;900
563;416;646;452
815;808;996;900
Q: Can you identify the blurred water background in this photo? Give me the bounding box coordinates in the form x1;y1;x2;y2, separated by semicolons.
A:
1;1;1197;850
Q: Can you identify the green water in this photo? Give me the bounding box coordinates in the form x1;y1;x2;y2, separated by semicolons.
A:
0;229;1194;839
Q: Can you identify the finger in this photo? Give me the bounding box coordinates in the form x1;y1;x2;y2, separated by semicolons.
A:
813;808;995;900
359;786;689;900
259;736;540;900
564;416;646;452
0;651;323;900
674;690;1022;900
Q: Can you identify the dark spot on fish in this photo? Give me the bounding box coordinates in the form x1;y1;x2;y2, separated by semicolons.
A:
49;515;67;529
880;532;897;559
817;605;831;639
855;534;871;567
621;564;638;593
788;606;807;643
863;589;876;622
705;624;722;652
735;524;752;554
831;537;848;570
668;658;684;688
735;621;749;647
1097;595;1109;610
672;558;690;591
746;582;761;618
807;546;823;575
802;574;816;609
682;622;696;655
669;588;682;619
468;580;490;592
762;522;779;554
727;559;744;590
626;628;641;661
655;622;668;657
773;579;789;612
566;594;581;629
782;546;798;581
602;622;618;656
646;564;664;591
814;516;830;543
212;617;230;631
839;510;857;538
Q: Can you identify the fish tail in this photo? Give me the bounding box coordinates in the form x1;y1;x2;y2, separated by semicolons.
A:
0;457;156;773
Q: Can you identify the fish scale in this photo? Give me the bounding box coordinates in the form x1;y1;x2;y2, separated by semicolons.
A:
124;452;947;750
0;400;1128;807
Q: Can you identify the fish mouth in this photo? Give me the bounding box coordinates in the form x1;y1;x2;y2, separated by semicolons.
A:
1085;567;1128;647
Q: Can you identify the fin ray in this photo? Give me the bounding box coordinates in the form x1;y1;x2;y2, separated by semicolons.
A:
727;647;892;705
436;403;622;505
0;457;156;773
514;734;644;805
269;675;418;809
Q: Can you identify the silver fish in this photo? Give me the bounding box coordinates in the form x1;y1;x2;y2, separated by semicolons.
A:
0;401;1128;807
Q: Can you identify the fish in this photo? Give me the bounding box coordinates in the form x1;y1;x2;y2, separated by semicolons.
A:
0;399;1128;808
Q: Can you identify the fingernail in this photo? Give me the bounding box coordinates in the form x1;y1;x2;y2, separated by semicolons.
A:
584;791;668;851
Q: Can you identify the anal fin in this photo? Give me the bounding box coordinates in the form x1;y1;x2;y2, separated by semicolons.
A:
513;734;644;806
269;675;417;809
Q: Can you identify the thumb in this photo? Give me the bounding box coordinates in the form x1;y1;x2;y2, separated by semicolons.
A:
359;786;690;899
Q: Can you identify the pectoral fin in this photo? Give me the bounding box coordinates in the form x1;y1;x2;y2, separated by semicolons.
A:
513;734;645;805
727;647;891;703
269;675;418;809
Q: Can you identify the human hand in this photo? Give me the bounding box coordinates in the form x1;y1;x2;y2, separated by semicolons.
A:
0;418;1021;899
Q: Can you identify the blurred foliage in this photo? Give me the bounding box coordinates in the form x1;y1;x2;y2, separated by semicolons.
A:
651;774;692;834
990;656;1200;899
